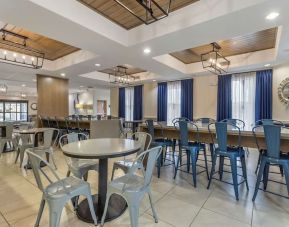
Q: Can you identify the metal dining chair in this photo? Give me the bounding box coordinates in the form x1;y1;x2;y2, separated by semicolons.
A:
111;132;152;180
221;118;245;129
255;119;284;126
14;124;34;166
101;146;162;227
0;123;15;154
26;150;97;227
145;119;175;178
173;120;209;187
253;121;285;175
252;125;289;201
207;122;249;200
59;132;99;180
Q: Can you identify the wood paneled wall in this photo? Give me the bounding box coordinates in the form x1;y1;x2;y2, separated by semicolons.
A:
37;75;68;117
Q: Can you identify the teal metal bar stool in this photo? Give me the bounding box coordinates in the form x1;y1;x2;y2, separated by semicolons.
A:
174;120;209;187
207;122;249;200
252;125;289;201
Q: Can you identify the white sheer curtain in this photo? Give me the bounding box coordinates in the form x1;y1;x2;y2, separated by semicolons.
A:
167;81;181;125
232;72;256;130
125;87;134;121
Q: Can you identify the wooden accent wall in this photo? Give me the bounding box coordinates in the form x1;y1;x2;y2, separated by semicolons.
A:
37;75;68;117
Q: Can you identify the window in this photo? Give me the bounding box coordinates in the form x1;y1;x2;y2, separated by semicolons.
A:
231;72;256;130
125;87;134;121
167;81;181;124
0;100;28;122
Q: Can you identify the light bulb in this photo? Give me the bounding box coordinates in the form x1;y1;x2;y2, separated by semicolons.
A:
3;51;7;55
31;57;35;61
13;53;17;58
22;55;26;60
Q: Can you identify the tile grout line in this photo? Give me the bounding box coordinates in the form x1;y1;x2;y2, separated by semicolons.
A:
188;187;214;227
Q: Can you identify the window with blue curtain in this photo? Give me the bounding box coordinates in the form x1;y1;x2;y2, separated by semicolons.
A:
255;69;272;122
133;85;143;120
217;75;232;121
157;82;167;121
181;79;193;120
118;87;125;118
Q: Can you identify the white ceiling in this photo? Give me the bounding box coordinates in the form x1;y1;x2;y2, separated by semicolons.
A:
0;0;288;91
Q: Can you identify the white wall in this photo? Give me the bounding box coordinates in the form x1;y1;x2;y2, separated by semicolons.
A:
0;95;37;116
273;63;289;121
69;88;111;115
109;64;289;121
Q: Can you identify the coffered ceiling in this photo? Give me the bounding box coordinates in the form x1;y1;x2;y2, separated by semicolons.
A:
0;24;80;61
170;27;278;64
99;65;146;75
78;0;199;30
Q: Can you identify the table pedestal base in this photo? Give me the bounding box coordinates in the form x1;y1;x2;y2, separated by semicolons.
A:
76;194;127;223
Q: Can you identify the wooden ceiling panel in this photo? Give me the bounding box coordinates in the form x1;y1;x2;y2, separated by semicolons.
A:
0;24;80;61
78;0;199;30
170;27;278;64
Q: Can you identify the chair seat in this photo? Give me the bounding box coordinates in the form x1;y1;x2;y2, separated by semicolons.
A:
69;160;99;173
215;147;245;157
153;138;173;147
45;176;89;198
109;174;145;192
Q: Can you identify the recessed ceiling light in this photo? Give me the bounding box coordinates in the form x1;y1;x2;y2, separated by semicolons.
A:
264;63;271;67
33;79;37;82
95;63;101;67
266;12;279;20
80;85;84;88
143;48;151;54
21;84;26;87
152;79;156;82
60;73;66;77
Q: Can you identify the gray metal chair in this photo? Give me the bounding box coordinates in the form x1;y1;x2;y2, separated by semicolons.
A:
26;149;97;227
101;146;162;227
111;132;152;180
59;133;99;179
14;124;34;166
0;123;15;154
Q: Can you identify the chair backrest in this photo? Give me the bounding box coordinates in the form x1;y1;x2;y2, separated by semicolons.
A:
263;124;281;159
131;132;152;155
221;118;245;129
177;120;199;148
129;146;162;188
26;149;61;192
59;132;88;148
172;117;190;125
252;125;263;152
0;123;13;140
90;119;121;138
208;122;242;151
194;118;216;124
145;119;155;140
255;119;284;126
36;128;59;149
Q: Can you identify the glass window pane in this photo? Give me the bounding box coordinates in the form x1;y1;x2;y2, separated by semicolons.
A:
0;113;3;122
5;103;11;112
17;103;20;112
20;103;27;112
20;113;27;121
11;113;16;121
5;113;11;121
16;113;20;121
0;102;3;112
11;103;16;112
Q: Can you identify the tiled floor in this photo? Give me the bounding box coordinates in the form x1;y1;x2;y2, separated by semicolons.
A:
0;147;289;227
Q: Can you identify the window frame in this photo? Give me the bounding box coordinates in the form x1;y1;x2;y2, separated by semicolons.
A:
0;100;28;122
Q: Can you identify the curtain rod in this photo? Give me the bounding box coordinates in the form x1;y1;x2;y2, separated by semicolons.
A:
220;68;273;76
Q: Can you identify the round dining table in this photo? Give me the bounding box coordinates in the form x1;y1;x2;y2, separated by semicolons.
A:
61;138;141;223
